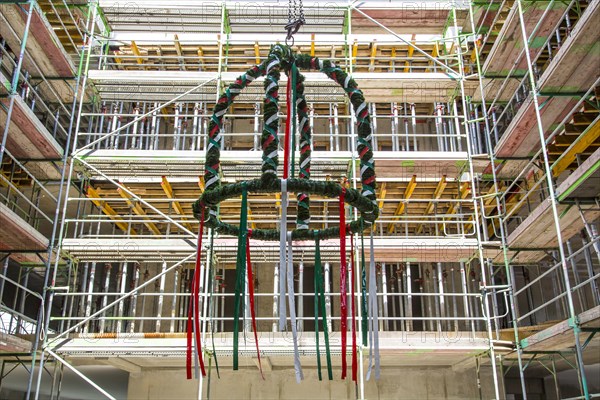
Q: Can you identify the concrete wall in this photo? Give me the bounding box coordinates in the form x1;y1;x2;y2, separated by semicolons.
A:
127;365;500;400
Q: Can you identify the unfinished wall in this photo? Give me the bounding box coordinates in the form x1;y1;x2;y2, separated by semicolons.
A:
127;365;501;400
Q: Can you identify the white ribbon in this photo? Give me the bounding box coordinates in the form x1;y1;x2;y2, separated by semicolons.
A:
287;231;304;382
366;227;380;380
278;179;288;330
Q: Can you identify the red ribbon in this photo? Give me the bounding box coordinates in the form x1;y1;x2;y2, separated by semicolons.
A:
283;72;292;179
246;231;264;379
339;188;347;379
186;207;206;379
350;233;357;382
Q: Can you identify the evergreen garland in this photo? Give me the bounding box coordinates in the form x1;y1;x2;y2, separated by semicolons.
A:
295;69;311;229
196;45;378;241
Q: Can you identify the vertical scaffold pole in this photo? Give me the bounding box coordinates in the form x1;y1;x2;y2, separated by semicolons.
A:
514;0;589;396
451;7;501;398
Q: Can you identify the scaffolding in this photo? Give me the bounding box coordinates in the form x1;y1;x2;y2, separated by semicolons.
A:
0;1;598;399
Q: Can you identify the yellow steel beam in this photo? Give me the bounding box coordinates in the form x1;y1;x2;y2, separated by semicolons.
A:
483;182;502;207
352;40;358;65
442;182;470;235
0;172;8;188
197;47;205;70
174;34;185;69
247;201;257;230
310;33;315;57
426;41;439;72
387;175;417;234
377;182;387;212
130;41;144;66
254;42;261;64
417;175;447;235
390;47;396;71
156;46;164;70
552;118;600;177
369;40;377;72
198;176;205;193
446;182;470;215
404;34;416;73
429;175;447;205
86;186;137;235
117;187;161;235
113;51;123;68
161;176;193;232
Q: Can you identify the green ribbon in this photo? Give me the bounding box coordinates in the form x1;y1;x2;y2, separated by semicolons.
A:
315;232;333;380
360;219;368;346
233;183;248;370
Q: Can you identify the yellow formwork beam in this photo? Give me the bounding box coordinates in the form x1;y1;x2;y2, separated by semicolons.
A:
113;51;123;68
197;48;205;70
117;187;161;235
424;175;447;214
161;176;193;232
446;182;470;215
443;182;470;234
426;41;439;72
416;175;446;235
174;34;185;69
369;40;377;72
86;186;137;235
387;175;417;234
552;118;600;177
254;42;261;64
246;201;257;230
130;41;144;66
404;34;416;73
377;182;387;212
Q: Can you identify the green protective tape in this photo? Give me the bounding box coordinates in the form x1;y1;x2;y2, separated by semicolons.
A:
558;159;600;201
559;204;572;219
529;36;547;49
232;185;248;370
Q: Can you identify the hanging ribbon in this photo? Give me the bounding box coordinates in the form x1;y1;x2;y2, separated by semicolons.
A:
314;233;323;381
283;67;292;179
290;63;298;178
207;228;220;378
350;233;358;382
279;179;288;331
279;67;294;342
187;206;206;379
233;184;249;370
366;226;380;381
314;232;333;381
246;231;264;379
339;188;347;379
287;231;304;382
360;219;368;347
